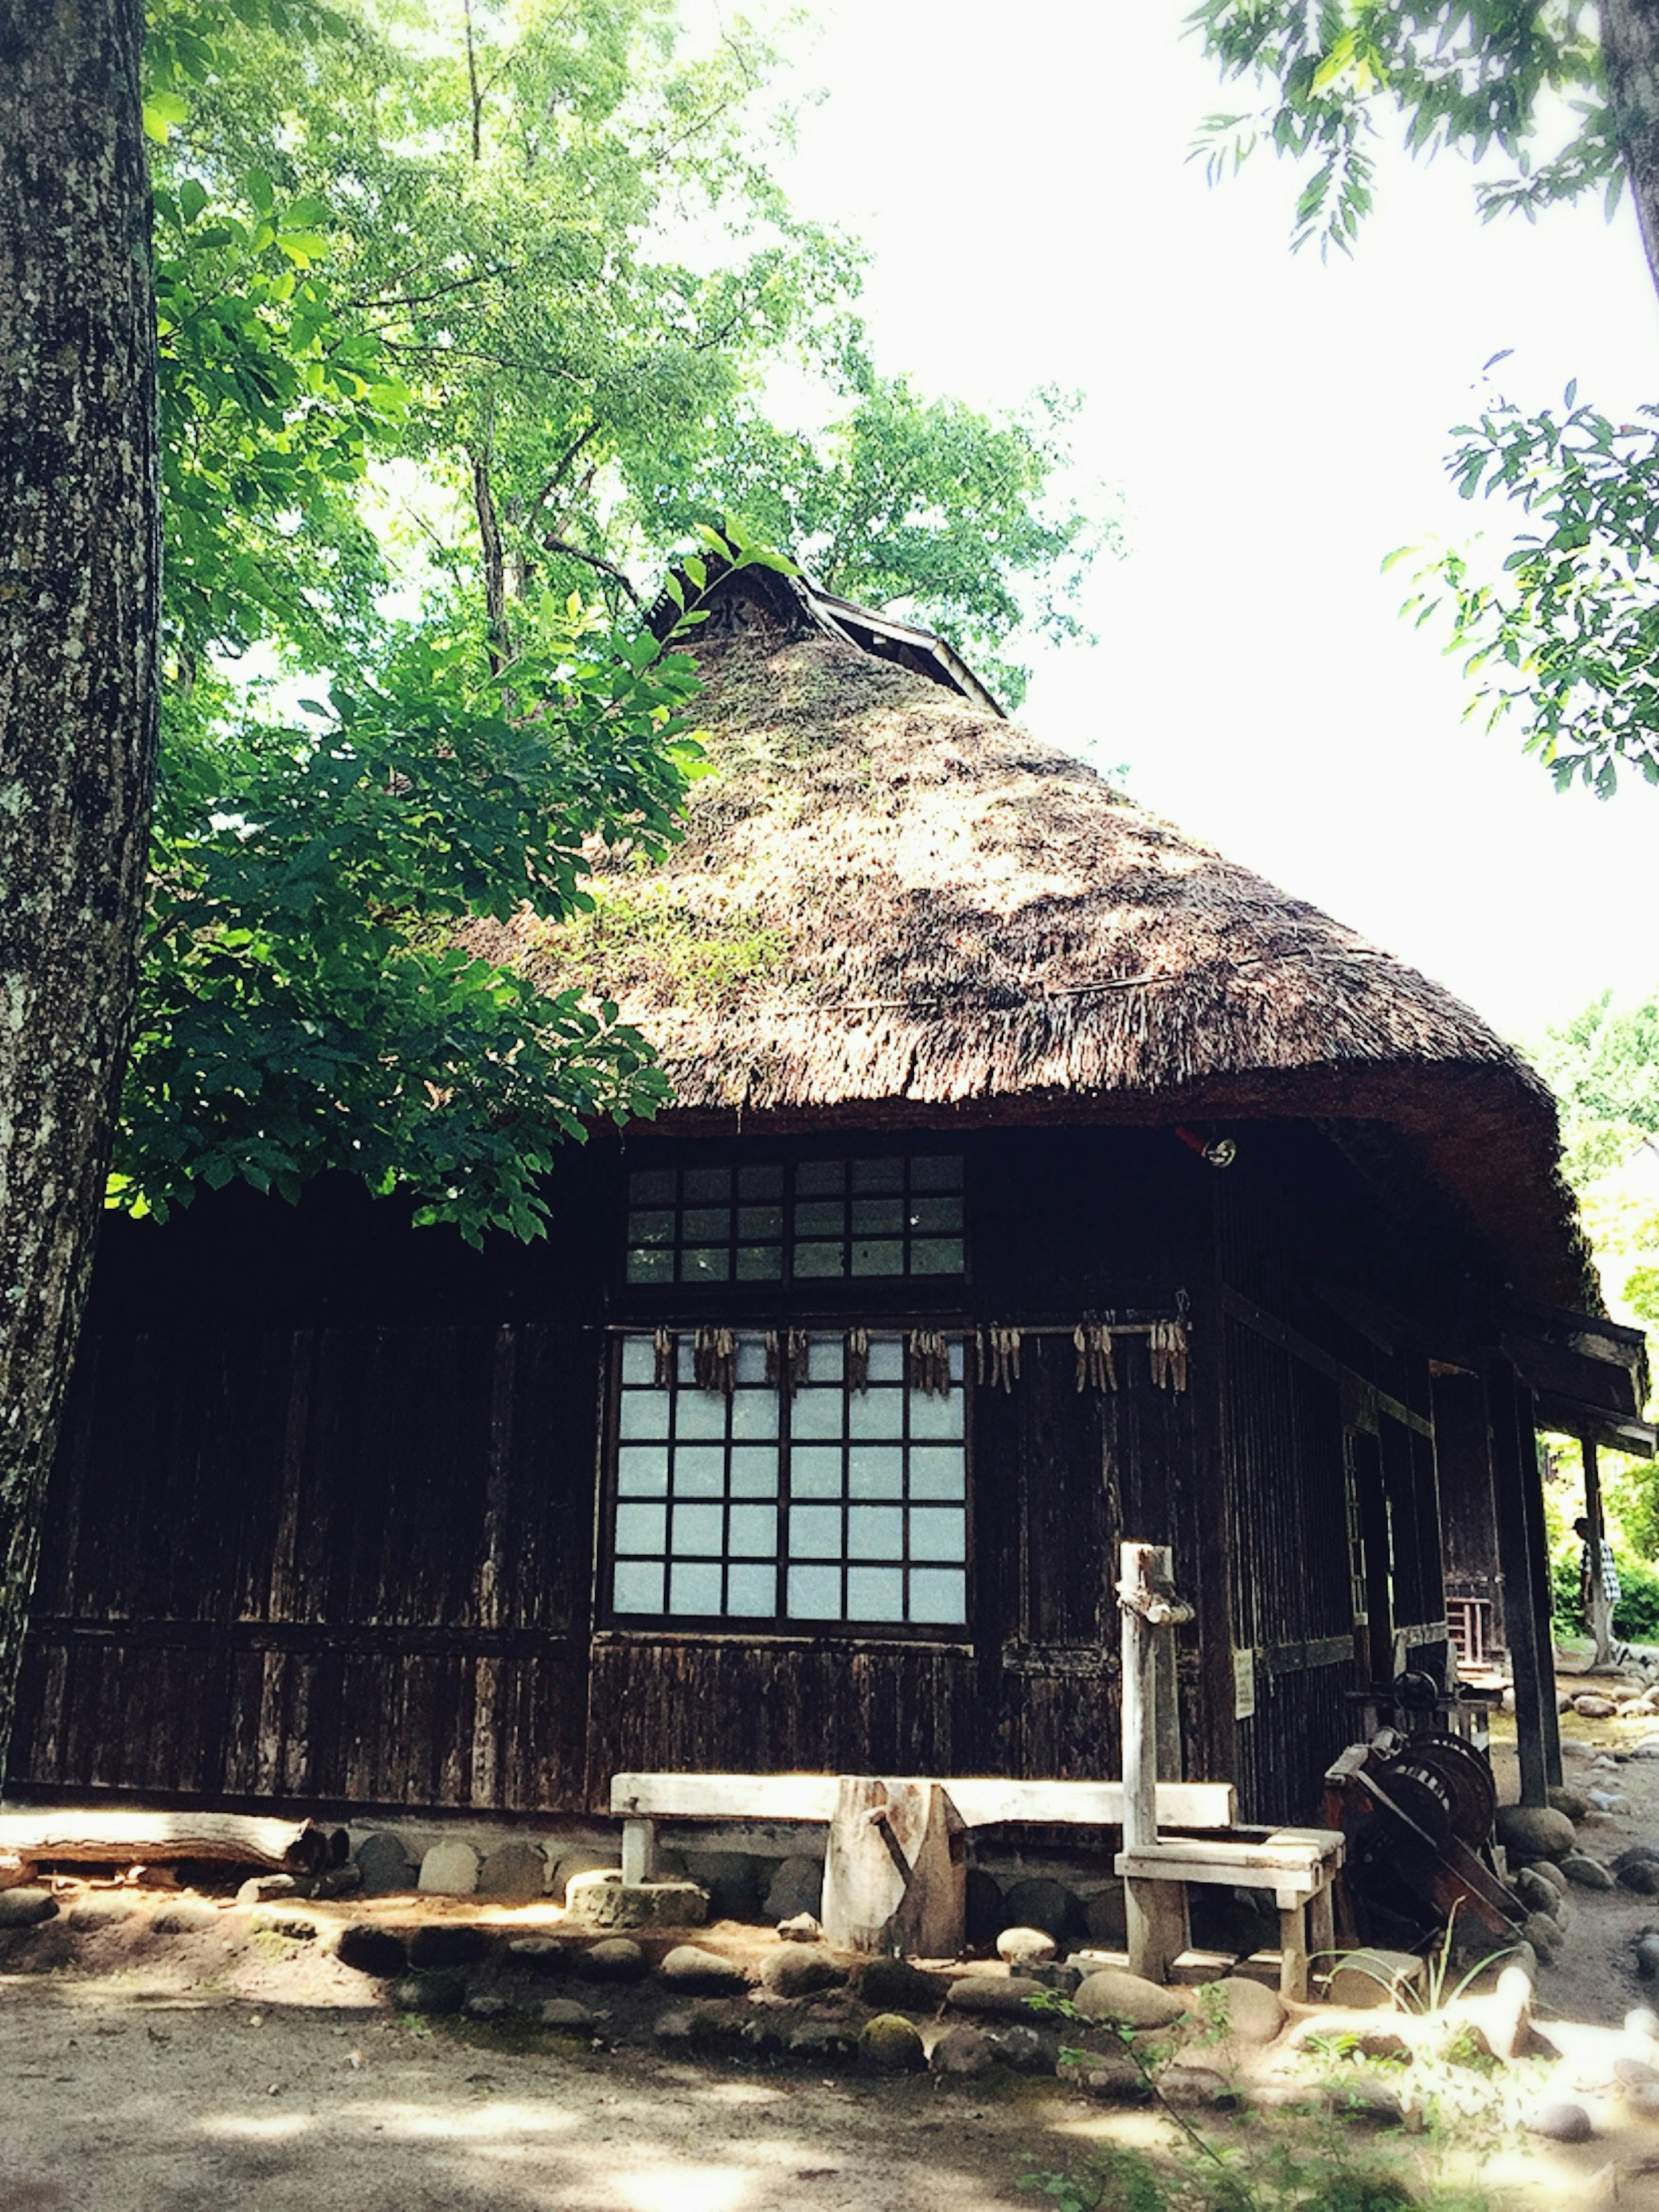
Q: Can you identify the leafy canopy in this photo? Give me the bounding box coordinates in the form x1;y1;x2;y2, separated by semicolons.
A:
124;0;1104;1243
1189;1;1659;797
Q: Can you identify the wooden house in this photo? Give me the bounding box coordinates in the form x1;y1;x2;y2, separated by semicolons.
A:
6;563;1650;1838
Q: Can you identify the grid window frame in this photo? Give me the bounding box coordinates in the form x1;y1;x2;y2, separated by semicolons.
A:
602;1327;973;1638
621;1152;967;1291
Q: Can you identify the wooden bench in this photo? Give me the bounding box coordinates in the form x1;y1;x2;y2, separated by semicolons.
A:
1115;1826;1345;2002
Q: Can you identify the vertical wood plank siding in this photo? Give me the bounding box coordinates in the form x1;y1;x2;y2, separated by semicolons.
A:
8;1121;1455;1824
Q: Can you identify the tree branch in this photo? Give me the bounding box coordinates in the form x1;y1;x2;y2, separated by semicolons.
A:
540;534;641;605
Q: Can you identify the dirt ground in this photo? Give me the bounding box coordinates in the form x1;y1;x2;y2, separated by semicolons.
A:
10;1682;1659;2212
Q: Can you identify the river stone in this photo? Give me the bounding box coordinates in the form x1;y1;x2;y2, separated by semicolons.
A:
335;1923;409;1977
658;1944;747;1993
550;1847;619;1904
1550;1786;1591;1821
760;1946;845;1999
538;1997;596;2030
1529;1857;1570;1898
1515;1867;1560;1916
1084;1885;1128;1945
964;1869;1004;1949
1625;2081;1659;2121
852;1956;948;2010
683;1852;761;1923
1060;2053;1150;2102
150;1898;220;1936
1573;1695;1618;1721
1495;1805;1576;1863
1616;2053;1659;2089
408;1923;489;1970
508;1936;573;1974
1327;1951;1426;2009
997;1926;1058;1966
392;1970;465;2015
763;1856;823;1923
984;2023;1059;2075
355;1833;419;1896
0;1893;57;1929
1638;1934;1659;1979
1073;1967;1187;2029
1527;2099;1594;2143
786;2018;857;2068
860;2013;925;2072
946;1973;1045;2019
1563;1853;1616;1891
1003;1876;1083;1942
577;1937;648;1983
1199;1974;1284;2046
1629;2006;1659;2041
251;1906;317;1941
929;2024;992;2078
776;1913;821;1942
417;1840;480;1897
1624;1865;1659;1899
1523;1911;1563;1964
477;1841;547;1902
69;1894;145;1931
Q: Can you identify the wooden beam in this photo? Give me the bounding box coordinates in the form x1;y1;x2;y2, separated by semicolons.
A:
1487;1358;1549;1809
609;1772;1236;1829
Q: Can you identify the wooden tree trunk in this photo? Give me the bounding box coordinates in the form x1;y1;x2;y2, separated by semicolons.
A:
820;1778;966;1957
0;0;160;1782
1601;0;1659;304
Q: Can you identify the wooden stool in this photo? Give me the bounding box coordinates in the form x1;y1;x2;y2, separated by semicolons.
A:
1115;1826;1344;1999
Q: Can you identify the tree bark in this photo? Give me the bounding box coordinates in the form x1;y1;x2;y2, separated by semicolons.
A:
1600;0;1659;302
0;0;160;1781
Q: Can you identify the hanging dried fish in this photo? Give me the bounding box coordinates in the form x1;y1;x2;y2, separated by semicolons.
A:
693;1325;738;1397
974;1328;988;1385
1073;1322;1117;1393
763;1330;781;1389
653;1327;676;1389
1149;1319;1191;1394
987;1325;1022;1394
907;1329;952;1398
788;1328;811;1398
845;1327;870;1394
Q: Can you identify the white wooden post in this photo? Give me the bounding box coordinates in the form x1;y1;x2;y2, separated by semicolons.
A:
621;1817;658;1885
1584;1437;1616;1669
1119;1540;1194;1983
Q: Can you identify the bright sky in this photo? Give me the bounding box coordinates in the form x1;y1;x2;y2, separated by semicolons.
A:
760;1;1659;1045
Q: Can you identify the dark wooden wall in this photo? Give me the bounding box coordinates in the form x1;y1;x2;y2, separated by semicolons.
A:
8;1117;1465;1826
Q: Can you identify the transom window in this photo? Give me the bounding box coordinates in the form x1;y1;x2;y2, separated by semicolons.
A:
610;1331;968;1628
623;1155;965;1286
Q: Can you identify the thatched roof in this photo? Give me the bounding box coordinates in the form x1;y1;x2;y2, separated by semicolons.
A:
473;583;1590;1308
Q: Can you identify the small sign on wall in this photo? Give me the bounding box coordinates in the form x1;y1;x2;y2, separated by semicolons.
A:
1233;1646;1256;1721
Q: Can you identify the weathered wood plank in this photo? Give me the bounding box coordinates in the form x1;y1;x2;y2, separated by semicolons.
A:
610;1771;1235;1828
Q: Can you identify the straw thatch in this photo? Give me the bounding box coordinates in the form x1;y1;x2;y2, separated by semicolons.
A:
471;614;1588;1307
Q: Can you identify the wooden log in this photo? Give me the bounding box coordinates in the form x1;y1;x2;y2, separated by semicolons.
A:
0;1852;32;1889
820;1778;966;1957
0;1809;333;1873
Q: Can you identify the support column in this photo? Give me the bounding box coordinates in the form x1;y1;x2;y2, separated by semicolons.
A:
1119;1541;1192;1982
1584;1437;1616;1668
1488;1358;1551;1808
1519;1410;1564;1789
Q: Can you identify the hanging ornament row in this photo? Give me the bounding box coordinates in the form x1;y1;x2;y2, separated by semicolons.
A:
647;1309;1191;1398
